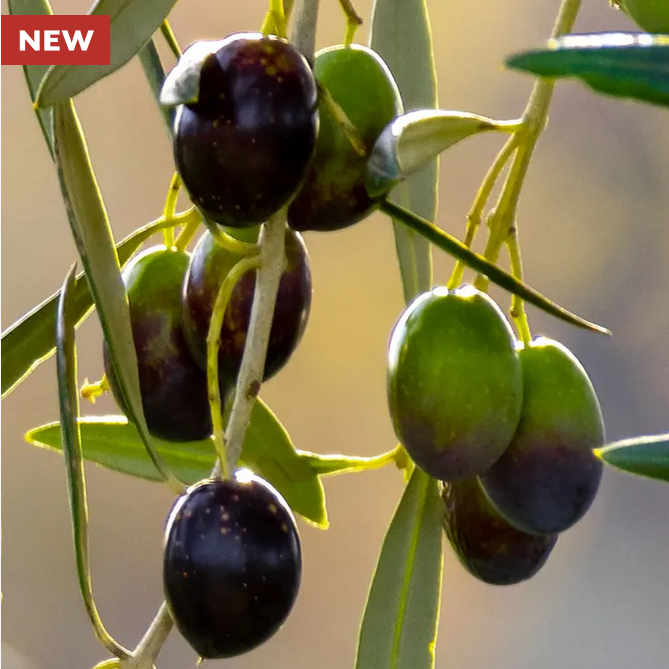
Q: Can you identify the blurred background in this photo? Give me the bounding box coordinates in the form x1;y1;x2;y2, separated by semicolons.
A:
3;0;669;668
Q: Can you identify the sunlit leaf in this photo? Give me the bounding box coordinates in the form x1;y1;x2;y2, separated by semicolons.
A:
370;0;436;302
25;400;328;528
596;433;669;482
36;0;179;106
355;468;443;669
507;33;669;108
55;264;129;659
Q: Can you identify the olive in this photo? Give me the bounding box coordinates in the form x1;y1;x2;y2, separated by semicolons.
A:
182;226;312;383
442;478;557;586
174;32;318;228
163;470;302;659
288;44;402;232
387;285;523;482
615;0;669;33
481;337;605;535
103;246;212;442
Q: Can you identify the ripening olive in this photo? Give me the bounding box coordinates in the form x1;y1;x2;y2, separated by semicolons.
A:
387;285;523;482
182;226;312;383
163;471;302;658
442;478;557;586
481;337;605;535
103;247;212;442
288;44;402;232
174;33;318;228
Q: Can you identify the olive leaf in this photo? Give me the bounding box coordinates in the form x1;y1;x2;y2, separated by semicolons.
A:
25;399;328;528
138;38;176;137
55;264;130;659
369;0;436;303
381;200;611;336
8;0;55;158
52;100;181;491
355;468;443;669
366;110;520;198
1;215;178;399
506;33;669;109
596;433;669;483
35;0;179;107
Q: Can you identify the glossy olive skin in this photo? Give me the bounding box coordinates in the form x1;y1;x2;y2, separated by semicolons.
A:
481;338;605;535
163;471;302;659
103;247;212;442
288;44;402;232
387;285;523;482
174;33;318;228
442;478;557;586
182;227;312;383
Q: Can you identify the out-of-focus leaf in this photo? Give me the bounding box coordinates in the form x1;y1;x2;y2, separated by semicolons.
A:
8;0;55;157
507;33;669;108
55;264;129;659
25;399;328;528
596;433;669;482
137;38;176;137
367;110;518;198
298;450;397;477
370;0;437;302
1;215;178;400
36;0;179;106
381;200;611;335
355;468;443;669
52;100;180;490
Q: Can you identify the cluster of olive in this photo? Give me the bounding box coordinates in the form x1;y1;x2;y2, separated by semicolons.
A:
102;32;402;659
387;285;605;585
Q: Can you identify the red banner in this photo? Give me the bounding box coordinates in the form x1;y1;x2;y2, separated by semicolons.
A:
1;14;110;66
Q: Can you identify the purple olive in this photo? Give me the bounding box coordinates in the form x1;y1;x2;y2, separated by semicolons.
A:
182;227;312;383
163;471;302;658
174;33;318;228
103;246;213;442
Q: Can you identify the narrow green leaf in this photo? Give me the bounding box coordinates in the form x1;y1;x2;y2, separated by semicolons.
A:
35;0;179;107
507;33;669;108
55;264;129;659
25;400;328;528
52;100;180;490
381;200;611;335
8;0;55;157
1;215;178;399
137;38;176;138
595;433;669;482
370;0;437;302
367;110;518;198
356;469;443;669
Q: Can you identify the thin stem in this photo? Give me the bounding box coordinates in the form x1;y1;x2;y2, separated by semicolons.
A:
162;173;181;248
338;0;363;45
203;217;261;256
207;255;262;480
216;210;287;477
262;0;287;37
160;21;182;59
474;0;582;294
290;0;320;62
174;212;202;251
125;603;173;669
506;232;532;345
447;134;520;289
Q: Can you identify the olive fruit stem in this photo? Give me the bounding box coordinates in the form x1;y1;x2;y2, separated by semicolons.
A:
160;20;182;59
473;0;583;296
161;173;181;247
291;0;320;62
173;211;203;251
506;232;532;345
201;216;261;256
262;0;288;37
338;0;363;45
207;255;262;480
215;209;288;478
447;134;519;290
124;603;173;669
